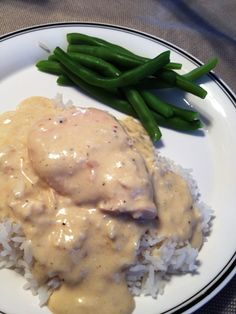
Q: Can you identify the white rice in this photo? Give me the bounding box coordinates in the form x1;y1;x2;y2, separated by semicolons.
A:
0;94;213;307
0;220;60;306
124;153;213;298
0;153;213;306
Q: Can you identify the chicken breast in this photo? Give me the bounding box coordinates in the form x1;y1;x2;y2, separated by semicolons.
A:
28;107;157;219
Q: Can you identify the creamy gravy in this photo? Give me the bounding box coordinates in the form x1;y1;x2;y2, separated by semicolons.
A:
152;170;203;248
122;118;203;249
0;97;203;314
27;106;156;219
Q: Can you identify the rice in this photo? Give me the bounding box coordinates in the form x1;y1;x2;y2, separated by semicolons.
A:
0;152;213;306
0;94;213;307
0;220;60;305
53;93;74;109
125;153;213;298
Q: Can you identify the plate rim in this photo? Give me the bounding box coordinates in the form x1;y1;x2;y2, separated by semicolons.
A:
0;21;235;314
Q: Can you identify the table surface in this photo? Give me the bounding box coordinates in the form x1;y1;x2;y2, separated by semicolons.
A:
0;1;235;313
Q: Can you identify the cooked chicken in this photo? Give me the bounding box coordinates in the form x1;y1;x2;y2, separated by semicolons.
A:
28;107;157;219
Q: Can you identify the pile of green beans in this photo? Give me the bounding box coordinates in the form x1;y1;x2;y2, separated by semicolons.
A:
36;32;218;142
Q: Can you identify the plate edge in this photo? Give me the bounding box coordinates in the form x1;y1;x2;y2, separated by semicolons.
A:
0;21;235;314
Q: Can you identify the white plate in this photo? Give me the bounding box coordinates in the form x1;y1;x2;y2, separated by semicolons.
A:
0;23;235;314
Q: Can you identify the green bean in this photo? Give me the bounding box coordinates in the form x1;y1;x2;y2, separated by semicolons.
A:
138;78;172;89
67;45;143;68
59;52;184;122
143;71;207;98
49;52;120;78
41;55;173;92
37;54;202;134
48;54;58;61
68;44;182;73
36;60;62;75
143;91;198;121
48;52;185;70
124;89;201;134
48;52;120;78
68;50;178;87
176;75;207;99
157;70;207;98
171;104;198;121
54;47;170;89
36;60;136;117
57;74;74;86
124;88;162;142
164;62;182;70
152;111;203;131
49;72;202;133
59;52;196;122
158;70;177;85
140;90;173;118
66;35;214;100
58;68;201;132
58;52;193;123
36;58;130;110
67;52;120;77
37;58;118;94
37;56;199;126
67;33;148;61
67;33;182;71
183;58;218;81
60;66;136;117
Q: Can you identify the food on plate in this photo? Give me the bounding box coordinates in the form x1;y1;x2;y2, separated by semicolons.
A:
0;96;212;314
36;32;218;142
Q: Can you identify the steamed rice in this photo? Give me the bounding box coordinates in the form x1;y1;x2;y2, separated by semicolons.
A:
0;151;213;307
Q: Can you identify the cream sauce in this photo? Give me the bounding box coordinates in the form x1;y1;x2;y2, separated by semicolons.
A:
47;208;143;314
122;118;203;249
0;97;203;314
152;170;203;248
28;106;156;219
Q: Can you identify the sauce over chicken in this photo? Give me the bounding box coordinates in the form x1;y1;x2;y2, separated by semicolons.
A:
0;97;203;314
